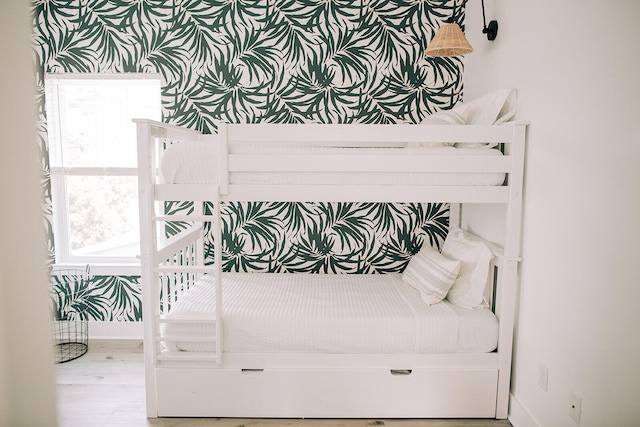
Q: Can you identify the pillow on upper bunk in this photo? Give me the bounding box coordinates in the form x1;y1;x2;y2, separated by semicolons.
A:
442;225;494;310
410;110;467;147
402;244;461;305
451;88;517;148
422;110;467;126
455;88;517;126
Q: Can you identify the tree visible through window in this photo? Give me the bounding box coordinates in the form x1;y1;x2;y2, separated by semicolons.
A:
45;75;161;265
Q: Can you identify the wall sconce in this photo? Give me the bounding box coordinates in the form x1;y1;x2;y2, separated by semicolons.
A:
481;0;498;41
425;0;498;57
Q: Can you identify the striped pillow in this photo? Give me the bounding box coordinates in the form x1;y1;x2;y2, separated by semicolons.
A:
402;245;461;305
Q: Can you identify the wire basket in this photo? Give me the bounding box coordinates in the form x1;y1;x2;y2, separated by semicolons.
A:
50;266;90;363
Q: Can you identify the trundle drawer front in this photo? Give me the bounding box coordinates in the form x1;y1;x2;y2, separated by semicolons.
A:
156;367;498;418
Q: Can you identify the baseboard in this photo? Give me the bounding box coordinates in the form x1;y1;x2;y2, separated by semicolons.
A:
508;393;542;427
87;321;143;340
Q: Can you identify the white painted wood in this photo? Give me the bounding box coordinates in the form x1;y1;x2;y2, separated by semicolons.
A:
154;225;203;261
134;120;160;418
154;184;221;201
155;367;498;418
226;123;513;145
135;120;528;419
228;153;511;173
156;352;499;370
218;122;229;194
154;184;512;203
213;188;224;366
221;185;511;203
449;203;461;228
494;124;527;419
133;118;201;140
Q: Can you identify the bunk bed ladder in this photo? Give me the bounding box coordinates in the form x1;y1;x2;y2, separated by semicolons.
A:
136;119;224;380
150;192;224;367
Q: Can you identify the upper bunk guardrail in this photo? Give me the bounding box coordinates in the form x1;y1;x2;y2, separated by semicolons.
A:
135;120;527;204
134;118;526;147
225;122;519;147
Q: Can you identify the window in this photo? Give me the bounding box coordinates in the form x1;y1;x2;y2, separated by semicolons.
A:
45;74;161;269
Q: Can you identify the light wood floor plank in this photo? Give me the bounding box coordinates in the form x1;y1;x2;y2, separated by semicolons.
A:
56;340;512;427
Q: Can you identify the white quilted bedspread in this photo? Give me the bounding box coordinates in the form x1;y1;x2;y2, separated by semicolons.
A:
162;273;498;354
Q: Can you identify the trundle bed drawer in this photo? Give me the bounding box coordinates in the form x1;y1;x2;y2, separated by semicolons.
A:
155;367;498;418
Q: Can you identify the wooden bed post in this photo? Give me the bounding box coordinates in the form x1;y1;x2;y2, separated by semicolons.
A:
217;122;229;195
449;203;461;229
135;120;159;418
213;186;223;365
495;122;527;418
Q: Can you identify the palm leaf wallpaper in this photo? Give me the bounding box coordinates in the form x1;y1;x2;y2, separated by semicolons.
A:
33;0;467;321
203;201;449;274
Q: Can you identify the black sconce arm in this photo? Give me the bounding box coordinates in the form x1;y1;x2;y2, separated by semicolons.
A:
481;0;498;41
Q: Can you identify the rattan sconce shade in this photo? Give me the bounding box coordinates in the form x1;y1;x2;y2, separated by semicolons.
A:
424;23;474;57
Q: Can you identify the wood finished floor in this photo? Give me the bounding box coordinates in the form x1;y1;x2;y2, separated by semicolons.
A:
55;340;512;427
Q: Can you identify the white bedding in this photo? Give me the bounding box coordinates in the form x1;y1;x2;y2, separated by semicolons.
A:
162;273;498;354
159;142;506;186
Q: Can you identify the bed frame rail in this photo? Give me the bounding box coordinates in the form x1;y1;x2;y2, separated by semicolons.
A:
137;118;526;204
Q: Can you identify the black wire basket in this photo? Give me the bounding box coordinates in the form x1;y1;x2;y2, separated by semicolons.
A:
50;266;90;363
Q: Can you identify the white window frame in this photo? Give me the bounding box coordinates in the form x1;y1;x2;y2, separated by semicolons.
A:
45;73;161;275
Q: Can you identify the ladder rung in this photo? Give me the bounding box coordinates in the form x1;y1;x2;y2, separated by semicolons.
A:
157;335;216;343
157;316;217;324
157;352;218;361
154;266;217;273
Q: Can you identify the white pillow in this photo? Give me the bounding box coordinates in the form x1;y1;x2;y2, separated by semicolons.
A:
442;225;493;309
402;245;461;305
452;89;517;148
410;110;467;147
454;88;517;125
421;110;467;126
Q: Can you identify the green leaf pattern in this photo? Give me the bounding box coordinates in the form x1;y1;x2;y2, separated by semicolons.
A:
203;201;449;275
33;0;466;321
51;274;141;321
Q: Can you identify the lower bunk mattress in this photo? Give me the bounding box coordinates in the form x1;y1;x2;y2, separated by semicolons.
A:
162;272;498;354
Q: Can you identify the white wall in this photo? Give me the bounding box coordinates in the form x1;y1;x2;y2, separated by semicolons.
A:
464;1;640;426
0;2;58;426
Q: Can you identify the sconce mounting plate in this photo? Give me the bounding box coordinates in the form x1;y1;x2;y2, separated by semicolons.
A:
483;20;498;41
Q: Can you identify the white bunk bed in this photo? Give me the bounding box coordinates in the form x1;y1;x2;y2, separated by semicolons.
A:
135;118;527;419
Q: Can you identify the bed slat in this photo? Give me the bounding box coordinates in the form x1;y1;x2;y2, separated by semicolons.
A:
157;316;217;324
228;153;511;173
156;352;219;362
157;335;217;343
220;184;511;203
226;123;514;145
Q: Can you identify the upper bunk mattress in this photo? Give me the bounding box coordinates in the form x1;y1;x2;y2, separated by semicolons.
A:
159;142;506;186
162;272;498;354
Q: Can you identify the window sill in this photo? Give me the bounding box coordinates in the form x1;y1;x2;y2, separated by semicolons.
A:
53;263;141;276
